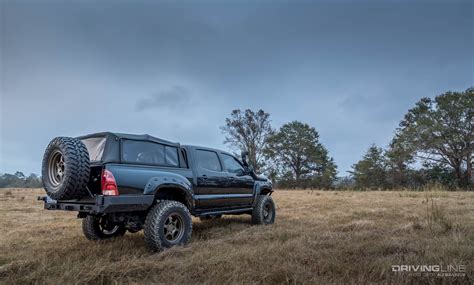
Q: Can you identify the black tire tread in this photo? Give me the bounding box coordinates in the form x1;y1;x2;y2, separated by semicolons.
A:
251;195;276;225
144;200;192;252
42;137;90;200
82;216;102;240
82;216;126;240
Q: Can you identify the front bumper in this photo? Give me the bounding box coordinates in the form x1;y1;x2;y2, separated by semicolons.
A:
39;195;155;214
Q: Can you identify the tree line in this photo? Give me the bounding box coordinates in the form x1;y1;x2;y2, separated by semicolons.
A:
1;87;471;190
0;172;43;188
221;88;473;190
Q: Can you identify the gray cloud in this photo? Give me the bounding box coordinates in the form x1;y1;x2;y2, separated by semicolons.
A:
1;0;472;175
136;86;191;111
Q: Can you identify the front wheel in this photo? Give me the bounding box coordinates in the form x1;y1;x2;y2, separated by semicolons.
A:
82;216;126;240
144;200;192;252
252;195;276;225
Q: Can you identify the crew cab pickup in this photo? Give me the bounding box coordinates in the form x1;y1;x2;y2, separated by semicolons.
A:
40;132;275;251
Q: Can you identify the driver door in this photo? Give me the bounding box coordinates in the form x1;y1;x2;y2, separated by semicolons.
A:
220;153;254;207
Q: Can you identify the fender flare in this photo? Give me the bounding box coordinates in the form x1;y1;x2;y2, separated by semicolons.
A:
252;180;273;207
143;173;194;210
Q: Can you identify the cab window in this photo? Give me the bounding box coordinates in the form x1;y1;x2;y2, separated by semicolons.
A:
221;154;245;175
196;150;222;172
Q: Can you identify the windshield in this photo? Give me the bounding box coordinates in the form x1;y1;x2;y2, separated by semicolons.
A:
81;137;106;162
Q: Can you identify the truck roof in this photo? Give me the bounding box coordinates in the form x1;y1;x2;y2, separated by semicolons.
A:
77;132;180;147
183;145;237;157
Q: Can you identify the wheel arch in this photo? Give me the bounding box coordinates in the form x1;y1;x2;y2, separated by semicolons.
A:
260;186;273;196
153;186;194;210
252;180;274;207
254;180;273;196
143;174;194;211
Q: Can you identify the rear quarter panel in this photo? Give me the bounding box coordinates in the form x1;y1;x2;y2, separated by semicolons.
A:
105;163;194;195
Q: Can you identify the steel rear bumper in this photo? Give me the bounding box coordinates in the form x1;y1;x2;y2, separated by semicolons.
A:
39;195;155;214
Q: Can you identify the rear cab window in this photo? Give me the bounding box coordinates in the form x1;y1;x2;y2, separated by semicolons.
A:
122;139;179;167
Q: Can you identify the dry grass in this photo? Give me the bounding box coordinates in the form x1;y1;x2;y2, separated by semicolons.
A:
0;188;473;284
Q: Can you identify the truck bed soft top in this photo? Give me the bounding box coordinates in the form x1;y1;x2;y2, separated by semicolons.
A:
76;132;180;163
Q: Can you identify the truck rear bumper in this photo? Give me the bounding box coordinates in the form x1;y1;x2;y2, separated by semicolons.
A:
40;195;155;214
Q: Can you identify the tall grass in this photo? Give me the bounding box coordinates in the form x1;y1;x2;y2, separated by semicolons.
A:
424;192;453;233
0;188;472;284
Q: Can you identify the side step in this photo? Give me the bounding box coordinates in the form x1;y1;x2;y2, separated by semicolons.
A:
196;207;252;217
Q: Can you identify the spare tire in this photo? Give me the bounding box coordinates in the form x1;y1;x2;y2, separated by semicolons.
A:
42;137;90;200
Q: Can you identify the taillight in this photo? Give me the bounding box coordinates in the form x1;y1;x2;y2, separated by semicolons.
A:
101;169;119;196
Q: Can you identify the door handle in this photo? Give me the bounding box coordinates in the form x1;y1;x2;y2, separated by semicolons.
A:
201;175;208;180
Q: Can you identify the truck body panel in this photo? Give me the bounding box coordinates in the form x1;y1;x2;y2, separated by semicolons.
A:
41;132;273;217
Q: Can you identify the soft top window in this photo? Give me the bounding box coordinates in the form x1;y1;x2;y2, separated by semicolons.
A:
81;137;106;162
122;139;179;167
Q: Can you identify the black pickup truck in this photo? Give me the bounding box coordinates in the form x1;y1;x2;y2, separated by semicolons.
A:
40;132;275;251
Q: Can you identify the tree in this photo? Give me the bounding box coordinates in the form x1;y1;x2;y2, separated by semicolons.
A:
221;109;274;172
384;137;414;188
418;162;458;187
392;88;473;187
0;172;42;188
265;121;337;188
350;144;388;189
308;147;338;189
335;176;355;190
14;171;25;180
25;173;43;188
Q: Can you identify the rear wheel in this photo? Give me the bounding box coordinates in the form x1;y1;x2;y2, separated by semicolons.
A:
42;137;90;200
144;200;192;252
251;195;276;225
82;216;126;240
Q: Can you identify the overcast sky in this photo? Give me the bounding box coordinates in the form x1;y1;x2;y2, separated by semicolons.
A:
1;0;473;176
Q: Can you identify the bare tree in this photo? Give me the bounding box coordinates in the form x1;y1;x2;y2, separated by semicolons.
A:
220;109;274;173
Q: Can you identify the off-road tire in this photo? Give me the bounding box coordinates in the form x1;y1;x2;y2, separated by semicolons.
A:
144;200;192;252
82;216;126;240
42;137;90;200
199;214;222;221
251;195;276;225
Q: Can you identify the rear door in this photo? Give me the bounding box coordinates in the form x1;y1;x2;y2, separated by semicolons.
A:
193;149;229;209
220;153;254;207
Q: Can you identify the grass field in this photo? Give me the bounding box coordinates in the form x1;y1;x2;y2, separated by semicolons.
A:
0;188;473;284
